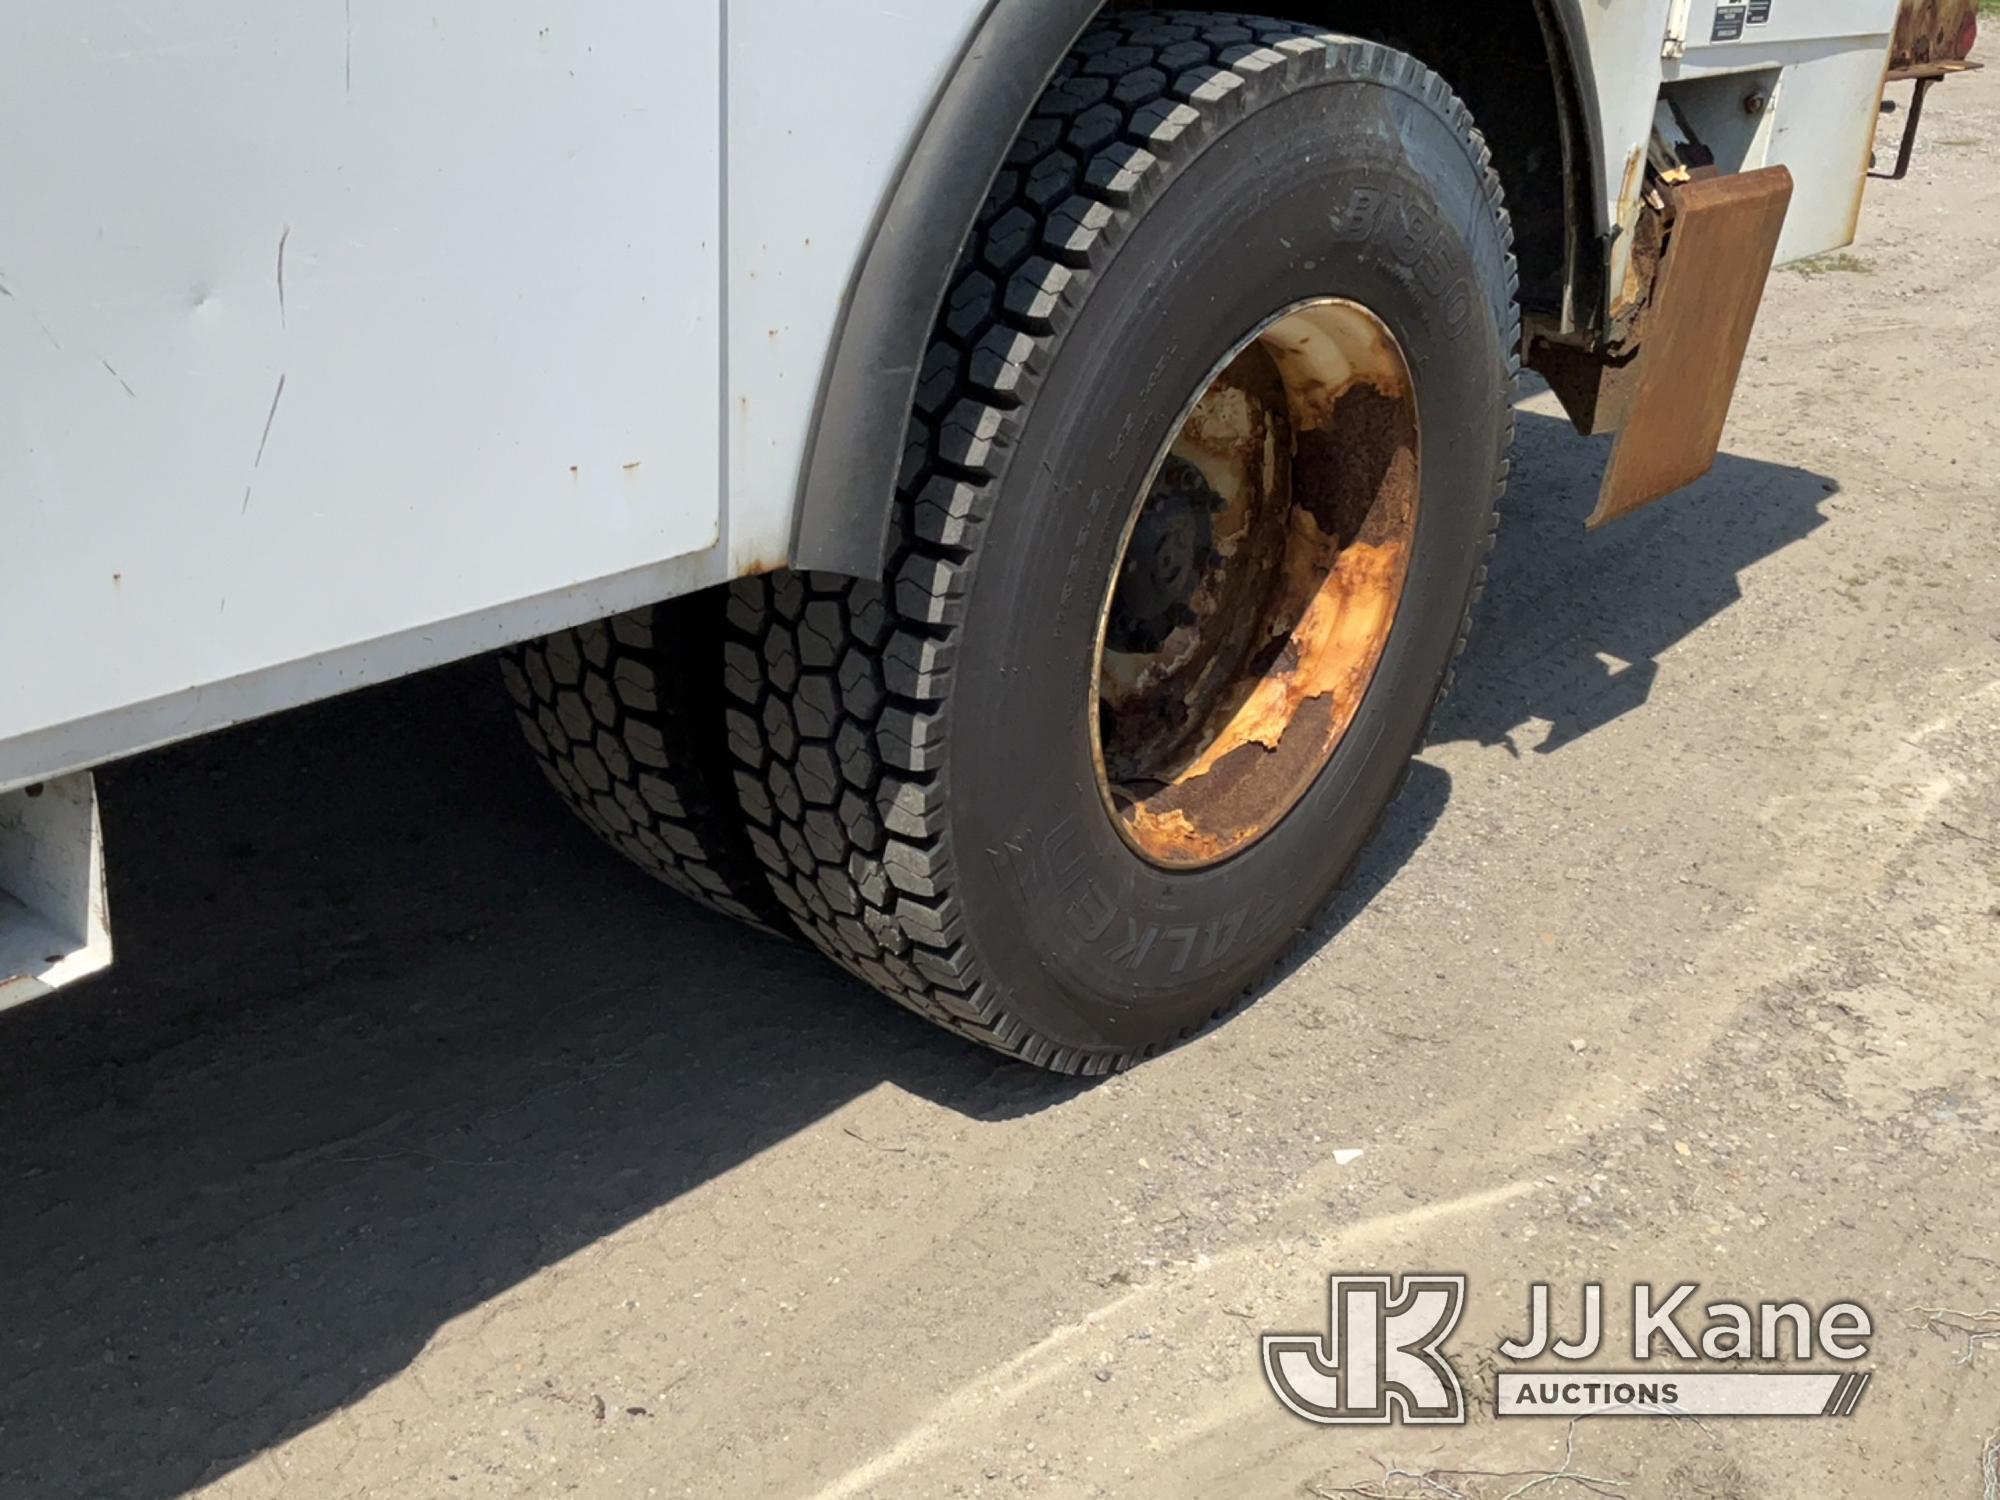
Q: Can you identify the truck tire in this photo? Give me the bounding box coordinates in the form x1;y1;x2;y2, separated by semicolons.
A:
728;12;1518;1070
501;597;791;931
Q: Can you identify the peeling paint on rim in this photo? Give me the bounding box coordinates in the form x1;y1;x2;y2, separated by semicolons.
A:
1090;298;1420;870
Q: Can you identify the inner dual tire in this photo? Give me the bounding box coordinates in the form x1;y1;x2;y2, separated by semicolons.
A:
722;14;1518;1071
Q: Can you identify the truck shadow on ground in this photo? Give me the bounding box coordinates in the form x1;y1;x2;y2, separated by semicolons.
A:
1429;406;1837;756
0;409;1833;1498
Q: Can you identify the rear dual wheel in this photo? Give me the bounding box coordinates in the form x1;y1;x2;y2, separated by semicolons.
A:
515;13;1519;1072
724;14;1518;1070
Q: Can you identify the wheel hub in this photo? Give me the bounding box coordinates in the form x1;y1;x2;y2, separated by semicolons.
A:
1091;299;1422;868
1105;456;1220;655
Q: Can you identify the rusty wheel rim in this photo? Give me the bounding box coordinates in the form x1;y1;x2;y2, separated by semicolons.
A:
1090;298;1421;869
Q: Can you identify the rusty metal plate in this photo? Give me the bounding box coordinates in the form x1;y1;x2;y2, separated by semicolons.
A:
1892;0;1979;71
1589;166;1795;529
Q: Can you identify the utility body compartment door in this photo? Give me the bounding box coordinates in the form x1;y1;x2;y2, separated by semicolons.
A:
0;4;720;775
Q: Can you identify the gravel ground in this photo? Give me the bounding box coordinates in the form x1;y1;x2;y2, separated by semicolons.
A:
2;58;1996;1500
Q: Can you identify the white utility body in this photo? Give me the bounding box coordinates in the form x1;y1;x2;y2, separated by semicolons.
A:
0;0;1912;1005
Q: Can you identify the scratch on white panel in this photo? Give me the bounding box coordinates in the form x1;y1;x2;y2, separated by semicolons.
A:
253;375;287;468
3;279;64;352
242;374;289;513
277;225;291;328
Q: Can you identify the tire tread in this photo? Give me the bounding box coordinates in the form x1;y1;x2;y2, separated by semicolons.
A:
729;11;1521;1072
503;600;792;932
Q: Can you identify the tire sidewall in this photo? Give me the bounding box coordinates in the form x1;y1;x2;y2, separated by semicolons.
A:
943;63;1513;1052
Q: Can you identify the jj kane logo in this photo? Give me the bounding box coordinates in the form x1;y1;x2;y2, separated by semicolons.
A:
1262;1275;1468;1425
1263;1276;1874;1426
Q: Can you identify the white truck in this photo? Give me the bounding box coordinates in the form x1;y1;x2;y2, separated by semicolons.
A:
0;1;1972;1070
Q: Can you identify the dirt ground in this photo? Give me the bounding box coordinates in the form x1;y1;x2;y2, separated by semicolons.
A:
4;60;1998;1500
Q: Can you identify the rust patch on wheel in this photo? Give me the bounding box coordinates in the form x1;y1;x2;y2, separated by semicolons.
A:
1093;299;1419;868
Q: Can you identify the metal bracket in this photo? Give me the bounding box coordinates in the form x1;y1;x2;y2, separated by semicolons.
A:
0;772;112;1013
1873;61;1982;181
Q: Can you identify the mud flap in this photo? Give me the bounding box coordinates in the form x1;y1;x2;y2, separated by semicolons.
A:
1589;166;1795;528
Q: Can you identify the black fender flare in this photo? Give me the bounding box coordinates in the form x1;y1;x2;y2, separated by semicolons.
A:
788;0;1602;579
788;0;1101;578
1544;0;1609;318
